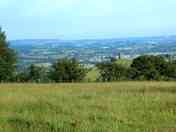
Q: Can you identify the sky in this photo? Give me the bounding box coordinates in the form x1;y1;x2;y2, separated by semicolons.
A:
0;0;176;40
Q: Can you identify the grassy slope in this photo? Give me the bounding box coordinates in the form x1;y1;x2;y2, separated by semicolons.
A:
85;68;99;82
0;82;176;132
115;59;132;68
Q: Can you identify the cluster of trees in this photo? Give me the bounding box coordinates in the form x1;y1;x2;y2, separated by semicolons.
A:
96;58;128;81
97;56;176;81
0;28;87;83
1;27;176;83
15;59;87;83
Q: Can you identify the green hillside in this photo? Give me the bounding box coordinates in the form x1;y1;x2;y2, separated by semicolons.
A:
85;68;99;82
115;59;132;68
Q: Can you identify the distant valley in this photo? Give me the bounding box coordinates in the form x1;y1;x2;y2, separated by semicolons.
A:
10;36;176;67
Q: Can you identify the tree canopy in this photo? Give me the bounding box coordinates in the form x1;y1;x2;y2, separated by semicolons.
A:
96;59;128;81
130;55;176;80
0;27;16;82
49;58;87;82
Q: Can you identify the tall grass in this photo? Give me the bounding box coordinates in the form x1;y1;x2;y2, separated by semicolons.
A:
0;82;176;132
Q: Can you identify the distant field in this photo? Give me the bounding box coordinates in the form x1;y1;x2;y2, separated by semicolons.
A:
115;59;132;68
0;82;176;132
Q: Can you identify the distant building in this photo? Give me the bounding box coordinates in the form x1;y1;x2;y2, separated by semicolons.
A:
118;53;121;59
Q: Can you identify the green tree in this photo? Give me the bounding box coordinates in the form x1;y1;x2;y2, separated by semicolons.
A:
15;70;29;82
130;55;168;80
16;64;49;83
49;58;87;82
96;60;128;82
0;27;16;82
164;62;176;80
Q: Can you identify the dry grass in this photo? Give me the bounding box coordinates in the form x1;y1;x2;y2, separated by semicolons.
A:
0;82;176;132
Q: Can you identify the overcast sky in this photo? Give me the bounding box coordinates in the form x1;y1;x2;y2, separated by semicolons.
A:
0;0;176;40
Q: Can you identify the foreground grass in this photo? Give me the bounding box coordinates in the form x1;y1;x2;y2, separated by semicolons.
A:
0;82;176;132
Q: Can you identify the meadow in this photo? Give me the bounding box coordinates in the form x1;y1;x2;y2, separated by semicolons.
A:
0;82;176;132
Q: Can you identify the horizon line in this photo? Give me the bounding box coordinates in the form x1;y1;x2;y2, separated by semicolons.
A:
9;34;176;42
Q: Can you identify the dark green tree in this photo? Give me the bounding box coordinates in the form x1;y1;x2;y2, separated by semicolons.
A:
27;64;41;82
130;55;168;80
164;62;176;80
15;65;49;83
15;70;29;82
0;27;16;82
49;58;87;82
27;64;49;83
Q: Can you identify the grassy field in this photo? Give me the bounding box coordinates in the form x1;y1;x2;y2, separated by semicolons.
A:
0;82;176;132
85;68;99;82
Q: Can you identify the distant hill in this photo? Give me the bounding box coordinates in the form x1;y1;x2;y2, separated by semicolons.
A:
9;36;176;67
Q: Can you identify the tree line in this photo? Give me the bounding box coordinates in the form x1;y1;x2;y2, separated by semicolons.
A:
1;27;176;83
97;56;176;81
